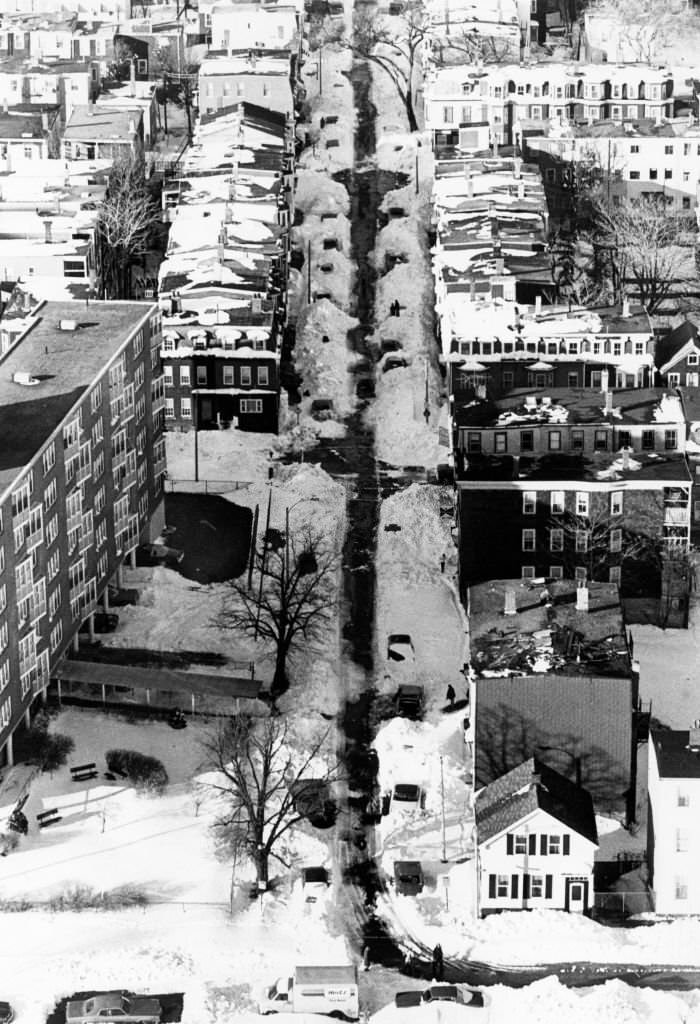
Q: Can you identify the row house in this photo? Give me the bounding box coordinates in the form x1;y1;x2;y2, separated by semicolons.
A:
454;387;692;619
0;299;166;770
469;577;640;819
444;301;656;398
476;758;598;915
209;3;302;60
61;104;145;161
0;0;129;16
525;119;700;220
648;726;700;915
0;206;98;293
156;104;294;434
0;60;100;122
0;108;60;164
432;155;550;309
424;62;675;148
198;50;297;121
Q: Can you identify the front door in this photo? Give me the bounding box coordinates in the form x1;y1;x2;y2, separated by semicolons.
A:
565;877;588;913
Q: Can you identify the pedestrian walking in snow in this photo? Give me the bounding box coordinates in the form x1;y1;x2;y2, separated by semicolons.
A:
423;406;430;424
446;684;456;707
362;945;371;971
440;553;446;573
432;943;444;981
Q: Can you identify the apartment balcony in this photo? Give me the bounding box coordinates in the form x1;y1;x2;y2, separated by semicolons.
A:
154;454;167;479
151;375;166;414
80;577;98;616
665;507;689;527
66;510;82;537
122;384;135;424
116;513;140;555
77;443;92;485
20;666;37;699
110;395;123;426
15;577;33;606
64;434;81;462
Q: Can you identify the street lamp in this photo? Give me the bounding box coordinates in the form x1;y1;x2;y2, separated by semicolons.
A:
536;744;582;788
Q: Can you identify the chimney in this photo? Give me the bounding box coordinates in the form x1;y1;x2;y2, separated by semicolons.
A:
492;137;498;158
689;719;700;750
248;49;257;69
504;588;517;615
128;118;136;136
621;446;630;470
41;109;49;132
517;180;525;200
129;57;136;97
466;173;473;199
252;294;262;313
513;156;522;179
495;256;504;274
535;294;542;316
604;390;613;415
600;368;609;393
43;219;53;244
621;296;630;318
575;584;589;612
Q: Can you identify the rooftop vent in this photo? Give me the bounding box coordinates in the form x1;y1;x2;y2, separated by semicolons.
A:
689;719;700;751
59;319;78;331
13;371;40;386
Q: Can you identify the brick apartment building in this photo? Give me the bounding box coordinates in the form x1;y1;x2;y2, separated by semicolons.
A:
0;299;166;768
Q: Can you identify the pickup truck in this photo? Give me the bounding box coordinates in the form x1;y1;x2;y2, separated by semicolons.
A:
66;993;161;1023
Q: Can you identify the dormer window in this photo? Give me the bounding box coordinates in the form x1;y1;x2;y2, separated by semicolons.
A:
688;351;699;366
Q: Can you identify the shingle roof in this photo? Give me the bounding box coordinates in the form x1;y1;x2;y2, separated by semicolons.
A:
475;757;598;844
656;320;699;370
651;729;700;779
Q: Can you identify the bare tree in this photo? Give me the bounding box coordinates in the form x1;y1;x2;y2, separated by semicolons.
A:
96;155;160;299
586;0;700;63
222;526;338;698
432;27;516;66
202;715;338;891
590;195;691;313
346;3;426;132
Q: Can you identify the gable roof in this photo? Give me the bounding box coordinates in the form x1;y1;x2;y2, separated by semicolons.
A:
475;757;598;845
657;320;700;373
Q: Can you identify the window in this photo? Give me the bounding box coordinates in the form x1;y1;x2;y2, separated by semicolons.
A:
47;550;60;581
522;491;536;515
240;366;252;386
683;197;691;210
665;144;674;155
609;565;621;584
467;432;481;454
257;365;269;387
522;565;535;579
496;875;509;897
548;835;561;855
0;696;10;729
676;828;689;852
96;521;107;549
92;451;104;480
576;492;589;515
575;566;587;582
42;444;55;475
610;528;622;552
165;398;175;419
443;105;454;123
181;397;192;419
610;491;623;515
551;491;565;514
575;530;589;553
689;353;700;367
530;874;543;898
678;790;690;807
180;367;191;386
522;529;536;552
196;366;208;386
548;431;561;451
665;429;678;450
50;621;63;654
649;168;658;180
629;171;640;180
665;169;672;180
134;364;144;391
545;168;556;184
494;432;507;453
163;367;173;387
0;660;8;695
133;329;143;356
92;419;103;448
550;564;563;579
571;429;584;451
594;430;608;451
90;383;102;414
642;430;655;451
240;398;263;414
95;486;105;516
617;430;632;450
520;430;534;452
44;478;57;511
223;365;234;386
514;834;527;854
46;514;58;547
676;878;688;900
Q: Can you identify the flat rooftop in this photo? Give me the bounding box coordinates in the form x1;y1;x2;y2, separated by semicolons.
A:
0;300;153;495
469;578;631;678
651;730;700;779
456;449;691;484
455;387;684;428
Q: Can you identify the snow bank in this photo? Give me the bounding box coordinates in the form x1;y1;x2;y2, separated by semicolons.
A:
367;363;443;469
298;46;355;173
294;298;359;417
294;169;351;218
166;429;273;487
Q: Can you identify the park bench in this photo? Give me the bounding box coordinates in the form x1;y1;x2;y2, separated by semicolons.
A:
36;808;61;828
70;761;98;782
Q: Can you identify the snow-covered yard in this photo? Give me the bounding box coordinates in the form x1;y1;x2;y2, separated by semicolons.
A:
631;589;700;729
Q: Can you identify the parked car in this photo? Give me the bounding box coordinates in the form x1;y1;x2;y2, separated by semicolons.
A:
395;683;424;719
289;779;337;828
393;860;424;895
310;397;335;420
0;1001;14;1023
389;783;425;813
423;986;485;1008
65;993;162;1024
387;634;415;667
381;354;409;373
302;866;330;902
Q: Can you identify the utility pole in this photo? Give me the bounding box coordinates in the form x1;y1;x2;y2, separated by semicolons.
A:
193;395;199;482
307;240;312;304
254;488;273;640
247;503;260;589
415;149;419;196
162;72;169;136
318;45;323;96
440;755;447;863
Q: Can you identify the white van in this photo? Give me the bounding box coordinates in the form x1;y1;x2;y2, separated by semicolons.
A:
260;965;359;1020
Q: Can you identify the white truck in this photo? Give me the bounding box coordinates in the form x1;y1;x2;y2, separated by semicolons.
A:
260;966;359;1020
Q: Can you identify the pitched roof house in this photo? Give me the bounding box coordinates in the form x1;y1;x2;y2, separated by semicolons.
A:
476;757;598;916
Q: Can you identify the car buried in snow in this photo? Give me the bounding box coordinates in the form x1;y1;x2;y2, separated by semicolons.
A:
0;1001;13;1024
387;634;416;672
65;993;162;1024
